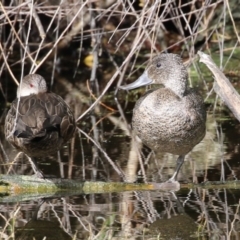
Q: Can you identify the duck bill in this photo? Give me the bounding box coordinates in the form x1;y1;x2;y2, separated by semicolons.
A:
119;71;153;90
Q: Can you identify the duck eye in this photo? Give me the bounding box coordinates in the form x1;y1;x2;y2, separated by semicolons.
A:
156;62;161;68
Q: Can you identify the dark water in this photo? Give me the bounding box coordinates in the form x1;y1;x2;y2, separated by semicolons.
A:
1;73;240;240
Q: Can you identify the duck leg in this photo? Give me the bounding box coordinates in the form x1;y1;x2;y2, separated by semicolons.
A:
168;155;185;182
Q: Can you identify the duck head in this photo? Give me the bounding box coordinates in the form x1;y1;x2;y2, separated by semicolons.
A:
17;74;47;98
120;53;188;97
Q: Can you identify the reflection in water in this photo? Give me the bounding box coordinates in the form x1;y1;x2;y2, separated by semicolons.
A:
16;219;72;240
0;189;240;239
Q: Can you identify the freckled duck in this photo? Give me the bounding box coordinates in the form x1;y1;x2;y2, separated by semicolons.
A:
120;53;206;182
5;74;76;175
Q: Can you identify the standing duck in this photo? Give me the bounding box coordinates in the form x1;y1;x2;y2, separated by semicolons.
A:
120;53;206;182
5;74;76;175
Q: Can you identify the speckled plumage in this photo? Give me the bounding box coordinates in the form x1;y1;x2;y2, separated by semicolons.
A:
5;74;76;158
120;53;206;181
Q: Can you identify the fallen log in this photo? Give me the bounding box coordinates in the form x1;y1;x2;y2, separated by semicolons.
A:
198;51;240;122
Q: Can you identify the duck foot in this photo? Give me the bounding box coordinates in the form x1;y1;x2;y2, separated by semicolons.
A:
153;180;180;191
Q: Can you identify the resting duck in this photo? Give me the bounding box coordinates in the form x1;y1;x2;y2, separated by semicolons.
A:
5;74;76;175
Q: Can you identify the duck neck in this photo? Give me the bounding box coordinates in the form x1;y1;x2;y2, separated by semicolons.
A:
165;68;188;98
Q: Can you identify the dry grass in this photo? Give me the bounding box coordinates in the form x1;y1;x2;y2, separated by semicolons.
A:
1;0;238;92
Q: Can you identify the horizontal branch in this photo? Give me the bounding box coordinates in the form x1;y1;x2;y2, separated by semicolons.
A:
1;174;240;202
